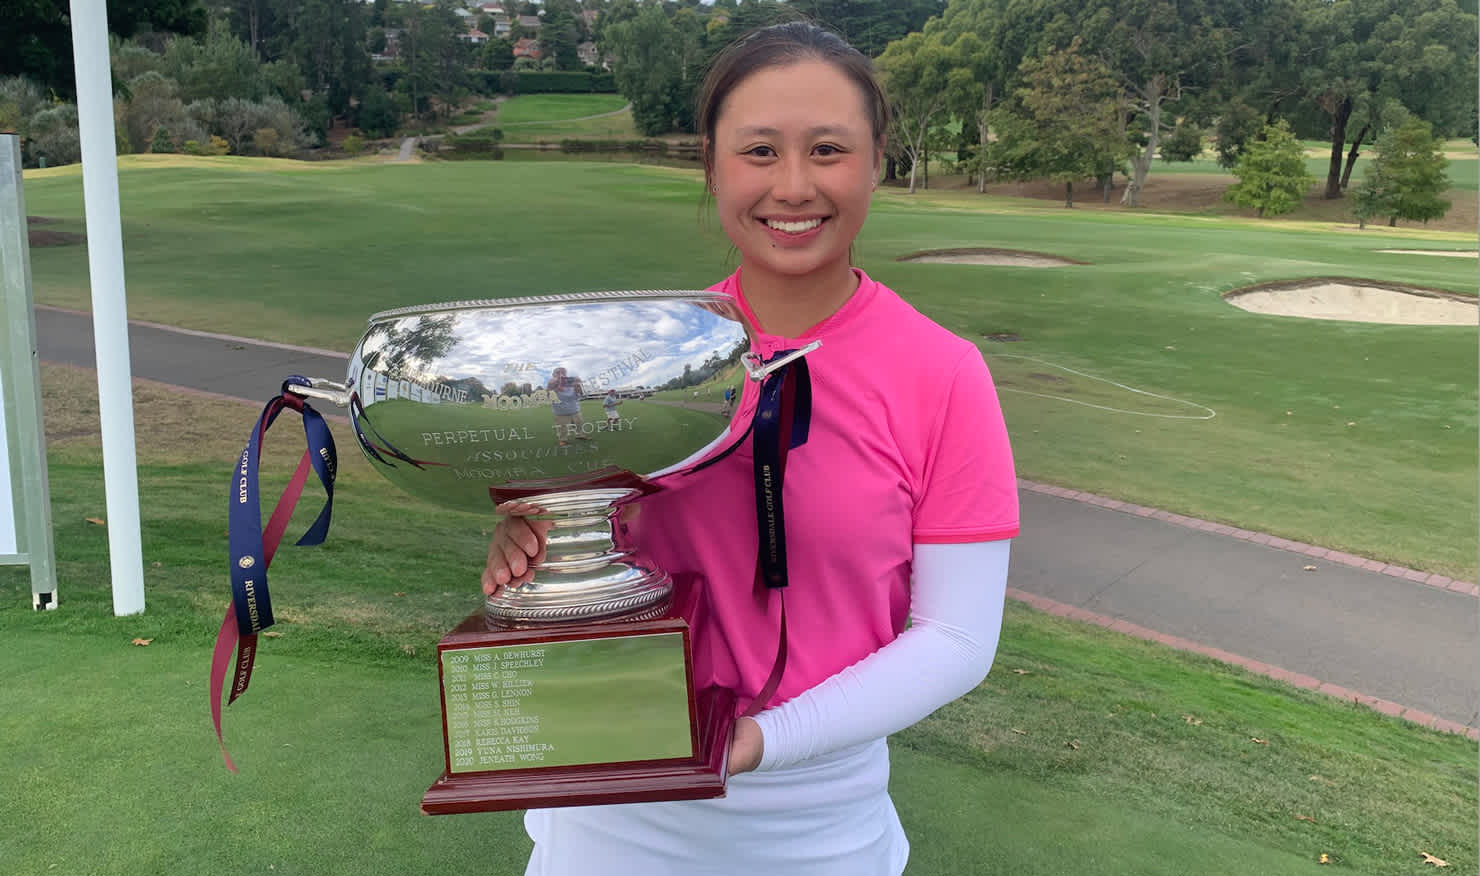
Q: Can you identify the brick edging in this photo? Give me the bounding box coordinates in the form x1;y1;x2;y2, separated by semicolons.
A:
1018;479;1479;598
1006;587;1479;741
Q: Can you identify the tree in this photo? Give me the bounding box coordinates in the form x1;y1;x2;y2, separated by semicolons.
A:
604;5;683;136
2;0;207;96
1301;0;1476;199
877;31;972;194
1224;119;1314;216
481;38;516;71
220;0;288;60
992;40;1129;207
290;0;373;116
354;85;399;137
391;0;468;123
787;0;946;57
1213;96;1263;169
1159;122;1202;161
1083;0;1238;207
925;0;1063;192
540;5;583;71
117;70;188;153
1355;118;1450;226
162;22;267;102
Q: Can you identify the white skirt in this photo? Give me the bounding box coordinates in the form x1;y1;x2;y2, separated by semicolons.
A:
523;738;908;876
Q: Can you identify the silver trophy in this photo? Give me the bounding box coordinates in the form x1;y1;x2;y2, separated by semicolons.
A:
287;291;760;814
292;290;752;624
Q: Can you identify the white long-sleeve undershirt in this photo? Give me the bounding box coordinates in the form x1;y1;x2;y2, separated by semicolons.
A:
752;539;1011;771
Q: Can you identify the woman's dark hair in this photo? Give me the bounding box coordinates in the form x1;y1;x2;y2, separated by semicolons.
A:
696;22;890;183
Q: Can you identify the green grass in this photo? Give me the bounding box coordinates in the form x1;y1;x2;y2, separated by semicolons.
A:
488;93;638;142
19;155;1476;578
497;93;629;125
2;413;1473;874
1;352;1474;875
498;114;640;143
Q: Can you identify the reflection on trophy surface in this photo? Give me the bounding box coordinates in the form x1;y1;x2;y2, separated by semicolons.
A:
313;291;749;624
281;291;751;814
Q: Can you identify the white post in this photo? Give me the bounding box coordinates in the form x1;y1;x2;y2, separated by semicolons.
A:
70;0;145;616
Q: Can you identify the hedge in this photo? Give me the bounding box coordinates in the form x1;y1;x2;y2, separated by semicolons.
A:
472;70;617;95
378;68;615;96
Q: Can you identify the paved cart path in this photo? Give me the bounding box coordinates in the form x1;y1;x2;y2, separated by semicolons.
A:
34;304;1478;735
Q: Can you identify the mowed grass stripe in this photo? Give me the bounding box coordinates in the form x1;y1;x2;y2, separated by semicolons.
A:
19;158;1477;579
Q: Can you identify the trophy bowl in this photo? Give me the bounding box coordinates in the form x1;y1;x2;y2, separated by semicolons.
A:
290;290;752;814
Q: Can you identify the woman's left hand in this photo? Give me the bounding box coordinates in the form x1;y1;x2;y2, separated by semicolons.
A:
727;716;764;776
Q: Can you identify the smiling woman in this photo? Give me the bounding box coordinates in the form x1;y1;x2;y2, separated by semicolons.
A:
485;21;1020;876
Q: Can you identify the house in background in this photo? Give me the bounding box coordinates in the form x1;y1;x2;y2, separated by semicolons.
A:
513;37;542;60
576;41;602;69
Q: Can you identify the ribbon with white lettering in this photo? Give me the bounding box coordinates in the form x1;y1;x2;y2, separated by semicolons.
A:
741;352;811;716
211;376;337;771
752;353;811;590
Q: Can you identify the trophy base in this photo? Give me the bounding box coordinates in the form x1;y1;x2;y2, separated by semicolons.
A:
421;609;734;815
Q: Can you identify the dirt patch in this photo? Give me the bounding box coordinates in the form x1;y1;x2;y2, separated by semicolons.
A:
27;215;84;247
1224;279;1477;326
29;229;85;247
1377;249;1477;258
898;247;1083;267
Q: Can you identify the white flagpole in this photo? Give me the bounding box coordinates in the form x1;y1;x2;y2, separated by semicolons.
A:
69;0;145;615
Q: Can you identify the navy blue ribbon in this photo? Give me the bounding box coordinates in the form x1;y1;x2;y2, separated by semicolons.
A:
227;377;337;639
752;352;812;590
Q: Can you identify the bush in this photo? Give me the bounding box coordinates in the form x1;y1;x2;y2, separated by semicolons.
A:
342;135;365;156
445;130;506;157
150;126;176;153
1159;123;1203;162
558;138;669;155
355;86;400;139
28;104;82;166
480;70;617;96
0;76;47;139
1214;98;1263;170
183;134;229;156
299;96;331;147
1354;118;1451;227
1223;120;1314;217
254;127;280;156
162;26;266;102
119;71;188;155
111;41;166;81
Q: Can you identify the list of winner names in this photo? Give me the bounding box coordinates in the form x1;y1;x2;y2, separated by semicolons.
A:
443;647;552;771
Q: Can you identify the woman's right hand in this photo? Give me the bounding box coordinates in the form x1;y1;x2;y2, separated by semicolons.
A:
482;501;553;596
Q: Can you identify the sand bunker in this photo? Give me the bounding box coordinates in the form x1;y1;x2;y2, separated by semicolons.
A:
1225;280;1477;326
898;247;1082;267
1377;249;1477;258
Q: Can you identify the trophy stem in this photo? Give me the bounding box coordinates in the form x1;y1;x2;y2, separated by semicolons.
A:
485;488;671;625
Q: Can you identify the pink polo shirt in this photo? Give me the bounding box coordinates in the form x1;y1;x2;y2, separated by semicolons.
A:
626;268;1018;710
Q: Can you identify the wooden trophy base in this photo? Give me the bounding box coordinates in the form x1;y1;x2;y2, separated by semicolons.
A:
420;610;735;815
